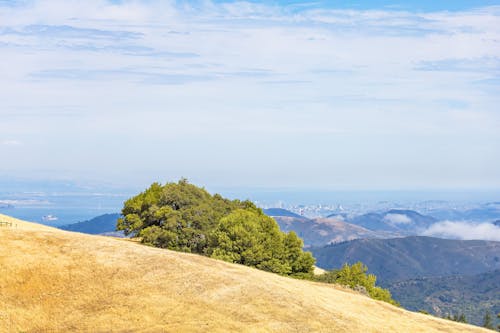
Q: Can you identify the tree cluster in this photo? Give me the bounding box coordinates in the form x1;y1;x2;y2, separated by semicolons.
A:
117;179;315;277
444;313;468;323
118;180;400;305
315;262;399;306
482;311;500;331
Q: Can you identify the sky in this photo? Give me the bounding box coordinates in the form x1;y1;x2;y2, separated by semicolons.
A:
0;0;499;190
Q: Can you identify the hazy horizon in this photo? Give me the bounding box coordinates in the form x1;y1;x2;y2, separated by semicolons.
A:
1;177;499;204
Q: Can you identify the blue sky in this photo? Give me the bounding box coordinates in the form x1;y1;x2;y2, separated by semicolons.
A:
0;0;499;190
211;0;500;12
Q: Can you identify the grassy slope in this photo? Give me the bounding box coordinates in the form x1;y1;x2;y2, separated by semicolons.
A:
0;214;491;333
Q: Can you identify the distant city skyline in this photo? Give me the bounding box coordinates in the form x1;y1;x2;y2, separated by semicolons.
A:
1;1;499;190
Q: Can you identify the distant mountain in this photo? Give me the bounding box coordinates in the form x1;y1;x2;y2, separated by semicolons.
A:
59;213;121;235
340;209;437;233
272;216;399;247
263;208;303;218
494;220;500;227
0;202;14;209
389;270;500;326
311;236;500;282
427;204;500;222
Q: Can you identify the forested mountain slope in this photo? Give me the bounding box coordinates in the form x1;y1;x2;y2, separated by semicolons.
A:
312;236;500;282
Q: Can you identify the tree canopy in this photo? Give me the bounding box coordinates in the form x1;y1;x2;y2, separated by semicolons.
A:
209;209;315;277
315;262;399;306
117;179;315;277
117;179;257;253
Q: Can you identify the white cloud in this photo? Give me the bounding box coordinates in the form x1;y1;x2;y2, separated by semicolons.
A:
422;221;500;241
383;213;412;225
1;140;22;146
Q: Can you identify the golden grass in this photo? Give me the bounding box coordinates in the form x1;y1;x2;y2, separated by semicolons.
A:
0;213;490;333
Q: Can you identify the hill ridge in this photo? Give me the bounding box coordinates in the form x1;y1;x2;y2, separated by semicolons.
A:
312;236;500;282
0;214;490;332
58;213;121;235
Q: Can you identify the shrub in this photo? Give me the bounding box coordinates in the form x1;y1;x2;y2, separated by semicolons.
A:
315;262;399;306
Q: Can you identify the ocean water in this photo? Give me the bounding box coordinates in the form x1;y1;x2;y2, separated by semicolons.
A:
0;193;128;227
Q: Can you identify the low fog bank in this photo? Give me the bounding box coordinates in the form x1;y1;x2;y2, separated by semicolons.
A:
422;221;500;242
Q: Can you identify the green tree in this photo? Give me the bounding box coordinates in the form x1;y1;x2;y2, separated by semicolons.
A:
446;313;467;323
483;311;494;330
208;209;315;277
117;180;315;277
282;231;316;278
315;262;399;306
117;179;257;253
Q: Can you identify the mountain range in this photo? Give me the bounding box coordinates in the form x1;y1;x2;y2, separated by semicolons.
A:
340;209;437;233
265;209;400;246
311;236;500;283
427;202;500;222
311;236;500;326
263;208;304;218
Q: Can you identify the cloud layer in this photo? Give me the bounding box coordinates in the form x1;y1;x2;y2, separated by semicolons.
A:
0;1;499;188
384;213;412;225
422;221;500;242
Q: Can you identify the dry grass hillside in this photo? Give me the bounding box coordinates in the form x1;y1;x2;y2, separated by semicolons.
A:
0;213;491;333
